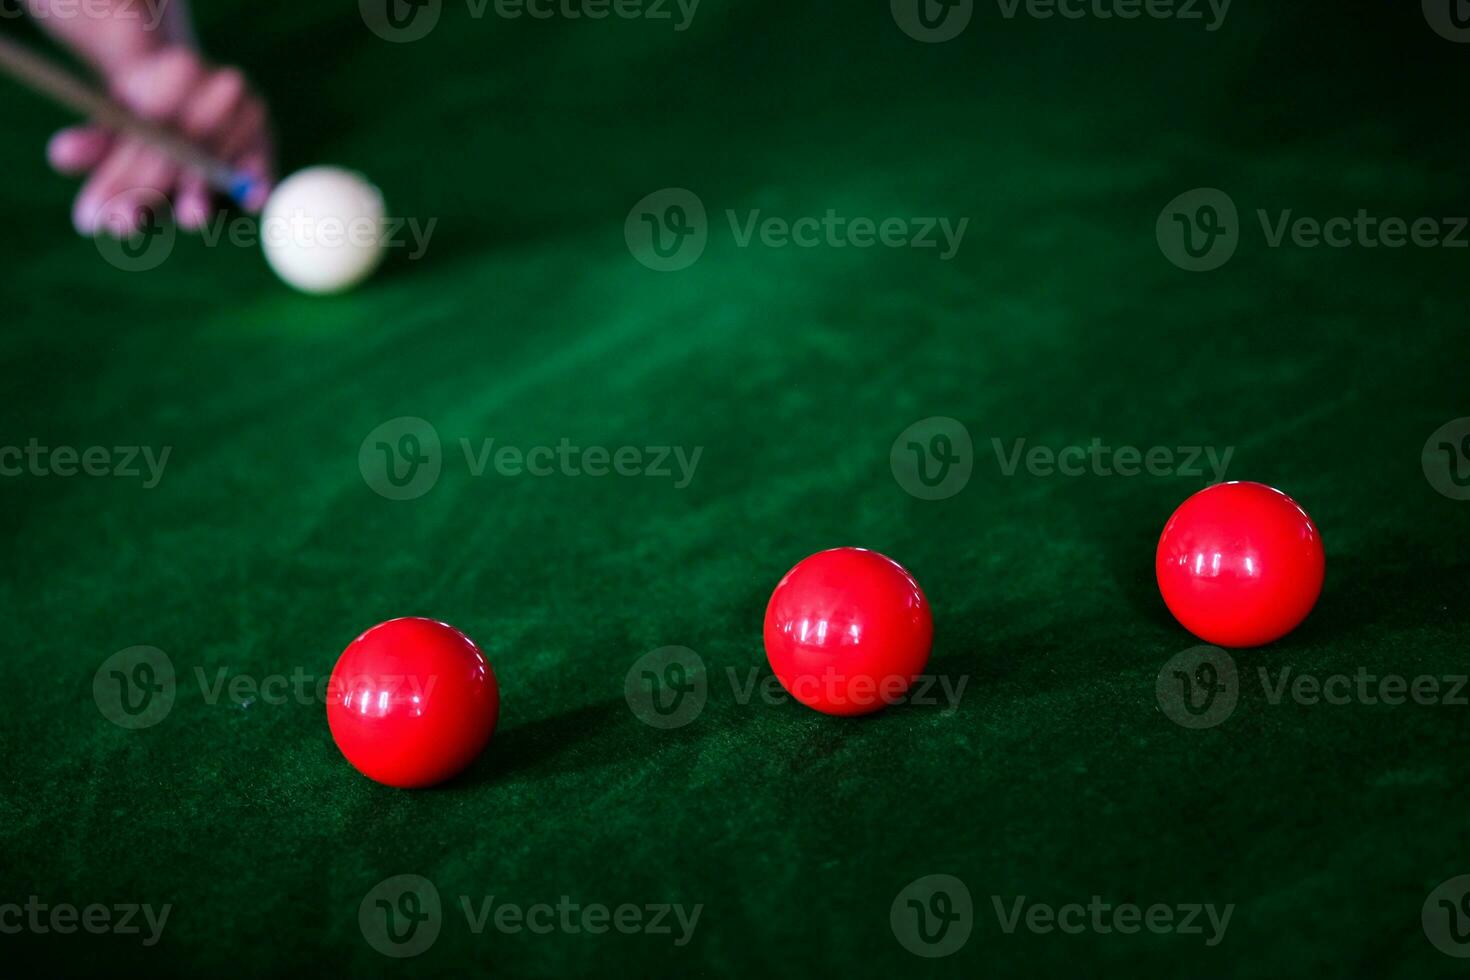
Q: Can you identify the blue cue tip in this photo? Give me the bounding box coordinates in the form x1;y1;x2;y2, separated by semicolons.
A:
228;173;266;209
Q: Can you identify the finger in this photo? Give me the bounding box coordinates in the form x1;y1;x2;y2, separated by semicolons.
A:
214;97;268;163
113;47;204;123
231;148;276;212
179;68;247;147
48;125;114;175
176;174;212;231
75;138;178;236
75;140;142;234
108;148;182;237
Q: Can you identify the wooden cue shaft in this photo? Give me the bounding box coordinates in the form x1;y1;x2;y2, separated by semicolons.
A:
0;31;244;195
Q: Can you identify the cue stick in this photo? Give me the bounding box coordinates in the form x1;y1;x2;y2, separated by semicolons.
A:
0;31;262;206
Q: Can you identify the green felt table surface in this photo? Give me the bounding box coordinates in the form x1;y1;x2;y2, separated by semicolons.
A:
3;1;1469;976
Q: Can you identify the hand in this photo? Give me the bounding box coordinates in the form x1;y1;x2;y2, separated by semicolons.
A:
48;46;275;237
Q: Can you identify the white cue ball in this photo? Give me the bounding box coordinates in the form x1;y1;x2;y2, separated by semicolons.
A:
260;166;387;295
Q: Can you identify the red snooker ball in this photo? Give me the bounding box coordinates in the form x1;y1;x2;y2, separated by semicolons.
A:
1156;482;1325;648
764;548;933;716
327;618;499;788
